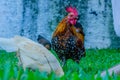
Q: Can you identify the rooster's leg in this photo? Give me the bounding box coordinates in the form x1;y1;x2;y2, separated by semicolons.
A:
59;56;66;67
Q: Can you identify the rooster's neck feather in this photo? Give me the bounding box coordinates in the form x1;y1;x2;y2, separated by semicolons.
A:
52;16;78;39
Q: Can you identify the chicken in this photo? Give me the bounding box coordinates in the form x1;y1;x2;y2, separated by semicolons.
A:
37;35;51;50
0;36;64;76
51;7;85;64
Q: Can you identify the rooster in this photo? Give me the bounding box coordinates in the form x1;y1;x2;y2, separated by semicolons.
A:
51;7;85;64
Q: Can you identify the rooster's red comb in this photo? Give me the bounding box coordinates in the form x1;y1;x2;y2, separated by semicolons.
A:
66;6;78;16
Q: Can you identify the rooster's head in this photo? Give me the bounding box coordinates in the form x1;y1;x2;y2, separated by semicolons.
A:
66;6;78;25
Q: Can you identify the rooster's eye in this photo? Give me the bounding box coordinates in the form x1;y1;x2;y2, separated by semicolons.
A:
70;15;73;17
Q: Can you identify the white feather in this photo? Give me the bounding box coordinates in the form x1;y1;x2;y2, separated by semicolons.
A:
0;35;64;76
0;38;17;52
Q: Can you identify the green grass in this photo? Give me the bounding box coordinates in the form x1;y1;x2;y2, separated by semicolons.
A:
80;49;120;75
0;49;120;80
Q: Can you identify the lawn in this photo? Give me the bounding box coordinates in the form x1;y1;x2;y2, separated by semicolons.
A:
0;49;120;80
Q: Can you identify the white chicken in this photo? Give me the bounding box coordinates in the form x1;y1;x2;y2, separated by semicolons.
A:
0;36;64;76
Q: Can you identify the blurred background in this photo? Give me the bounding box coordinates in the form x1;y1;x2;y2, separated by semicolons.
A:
0;0;120;49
